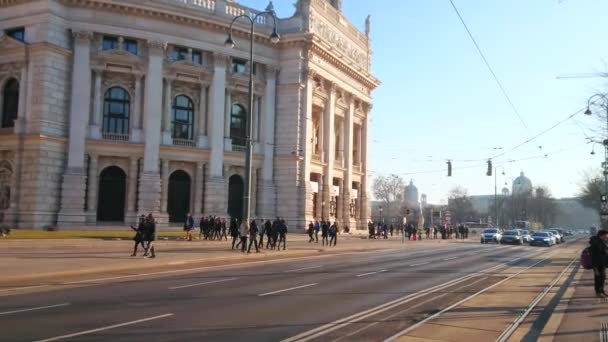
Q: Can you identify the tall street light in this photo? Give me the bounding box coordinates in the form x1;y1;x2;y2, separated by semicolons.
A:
584;93;608;226
494;166;505;228
225;10;280;227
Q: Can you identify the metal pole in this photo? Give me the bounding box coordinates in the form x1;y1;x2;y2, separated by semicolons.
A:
494;167;497;228
242;19;255;229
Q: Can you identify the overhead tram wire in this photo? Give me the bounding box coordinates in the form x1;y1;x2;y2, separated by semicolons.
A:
448;0;543;150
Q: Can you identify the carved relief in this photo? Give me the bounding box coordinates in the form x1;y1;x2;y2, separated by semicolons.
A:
312;18;367;68
0;62;23;82
173;81;200;105
102;71;135;96
0;160;12;210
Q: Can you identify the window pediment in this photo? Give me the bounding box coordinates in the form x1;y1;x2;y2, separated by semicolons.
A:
93;50;143;71
0;35;26;54
166;62;212;82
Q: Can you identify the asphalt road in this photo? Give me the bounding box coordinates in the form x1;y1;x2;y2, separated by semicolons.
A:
0;241;572;342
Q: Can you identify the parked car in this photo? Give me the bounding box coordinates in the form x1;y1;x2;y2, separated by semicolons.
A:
547;229;564;243
519;230;532;243
500;230;523;245
480;228;502;244
530;231;555;247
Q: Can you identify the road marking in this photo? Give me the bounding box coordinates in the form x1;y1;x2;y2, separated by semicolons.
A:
509;257;521;263
0;303;70;316
443;256;458;261
258;283;318;297
33;313;174;342
409;262;430;267
0;285;49;293
284;265;323;273
356;270;387;277
167;261;185;265
168;278;237;290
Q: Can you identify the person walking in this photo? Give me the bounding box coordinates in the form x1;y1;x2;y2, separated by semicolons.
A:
329;222;338;246
590;229;608;297
239;220;249;253
314;220;320;243
322;220;330;246
247;219;259;253
143;214;156;258
130;215;146;256
308;221;315;243
230;218;239;250
184;213;194;241
277;219;288;250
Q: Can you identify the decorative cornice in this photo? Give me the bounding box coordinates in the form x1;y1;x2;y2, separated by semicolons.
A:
72;29;93;41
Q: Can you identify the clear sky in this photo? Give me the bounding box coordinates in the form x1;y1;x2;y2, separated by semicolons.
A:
242;0;608;204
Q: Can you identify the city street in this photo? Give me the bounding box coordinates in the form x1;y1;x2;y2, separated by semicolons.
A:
0;237;583;341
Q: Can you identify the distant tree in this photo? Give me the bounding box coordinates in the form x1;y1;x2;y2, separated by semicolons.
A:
579;171;604;215
447;187;476;224
372;174;405;220
528;186;558;227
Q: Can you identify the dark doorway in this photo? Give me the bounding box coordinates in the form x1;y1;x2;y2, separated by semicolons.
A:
97;166;126;222
228;174;244;221
168;170;191;223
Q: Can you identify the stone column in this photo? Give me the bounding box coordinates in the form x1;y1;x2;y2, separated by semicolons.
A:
90;69;102;139
343;97;354;227
58;30;93;226
259;67;277;219
251;168;258;218
138;40;165;220
197;83;208;147
205;53;228;216
131;74;143;142
126;157;138;223
322;83;336;220
162;77;173;145
315;175;323;220
160;159;170;215
13;64;27;134
223;89;232;149
85;153;98;224
359;106;371;227
301;70;315;223
194;161;204;216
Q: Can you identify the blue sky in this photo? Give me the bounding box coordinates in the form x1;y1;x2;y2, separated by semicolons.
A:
242;0;608;204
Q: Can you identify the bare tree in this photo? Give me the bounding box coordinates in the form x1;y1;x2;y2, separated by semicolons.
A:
528;186;558;227
579;171;604;215
372;174;405;219
447;187;476;224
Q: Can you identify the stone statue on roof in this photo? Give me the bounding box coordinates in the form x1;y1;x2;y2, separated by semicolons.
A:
365;15;371;36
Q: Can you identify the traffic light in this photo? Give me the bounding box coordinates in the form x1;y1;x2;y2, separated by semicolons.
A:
447;161;452;177
486;159;492;176
406;208;410;215
601;194;607;203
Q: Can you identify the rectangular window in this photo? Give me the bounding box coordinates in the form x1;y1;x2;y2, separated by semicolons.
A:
172;47;189;62
6;27;25;42
232;59;247;73
192;50;202;65
102;36;118;51
124;39;138;55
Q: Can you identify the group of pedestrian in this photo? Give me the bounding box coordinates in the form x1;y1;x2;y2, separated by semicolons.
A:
307;220;340;246
231;217;288;253
130;214;157;258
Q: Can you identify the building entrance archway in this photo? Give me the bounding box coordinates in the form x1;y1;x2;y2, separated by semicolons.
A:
228;174;244;221
167;170;191;223
97;166;126;222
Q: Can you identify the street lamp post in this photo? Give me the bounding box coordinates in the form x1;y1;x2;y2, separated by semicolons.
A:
585;93;608;227
225;11;280;228
494;166;505;228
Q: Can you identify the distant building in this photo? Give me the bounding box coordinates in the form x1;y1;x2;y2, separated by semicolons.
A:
555;198;600;229
404;180;420;210
513;172;533;195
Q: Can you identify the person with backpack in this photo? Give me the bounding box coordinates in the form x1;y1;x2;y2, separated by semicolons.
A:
329;222;338;246
589;229;608;297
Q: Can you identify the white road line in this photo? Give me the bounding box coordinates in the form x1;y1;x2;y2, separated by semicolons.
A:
258;283;318;297
284;265;323;273
509;257;521;263
33;313;174;342
356;270;387;277
0;285;49;293
167;261;185;265
0;303;70;316
409;262;430;267
443;256;458;261
168;278;237;290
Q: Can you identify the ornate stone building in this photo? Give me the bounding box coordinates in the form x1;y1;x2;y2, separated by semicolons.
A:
0;0;379;229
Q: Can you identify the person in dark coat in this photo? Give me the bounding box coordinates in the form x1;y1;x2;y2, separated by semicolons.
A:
130;215;146;256
184;213;194;241
143;214;156;258
590;230;608;297
230;218;239;250
248;219;260;253
277;219;288;250
322;220;330;245
329;222;338;246
308;221;315;243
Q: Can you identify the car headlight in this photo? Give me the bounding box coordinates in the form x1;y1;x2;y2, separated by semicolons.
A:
543;238;550;241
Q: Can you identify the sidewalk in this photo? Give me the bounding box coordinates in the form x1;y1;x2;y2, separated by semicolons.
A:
0;233;453;287
541;267;608;342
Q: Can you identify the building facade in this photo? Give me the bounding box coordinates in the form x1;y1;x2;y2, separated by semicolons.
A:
0;0;379;229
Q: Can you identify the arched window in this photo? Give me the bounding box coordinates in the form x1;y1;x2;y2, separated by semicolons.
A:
1;78;19;128
171;95;194;140
230;103;246;146
102;87;130;134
